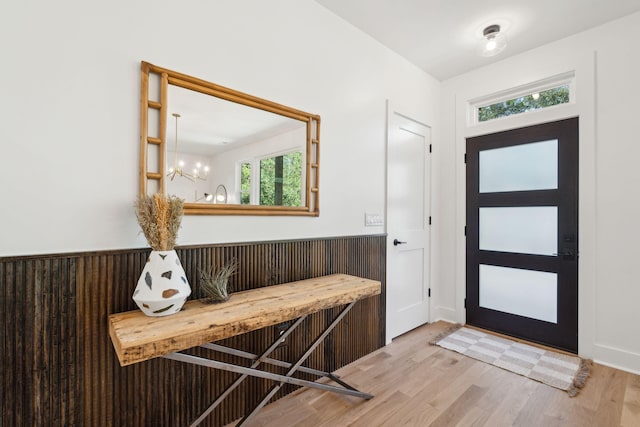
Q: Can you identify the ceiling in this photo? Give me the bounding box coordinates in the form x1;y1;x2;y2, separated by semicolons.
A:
315;0;640;80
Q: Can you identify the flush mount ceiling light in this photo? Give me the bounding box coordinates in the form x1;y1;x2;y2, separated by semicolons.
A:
481;24;507;57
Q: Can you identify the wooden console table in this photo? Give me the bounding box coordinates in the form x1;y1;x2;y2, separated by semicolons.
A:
109;273;381;426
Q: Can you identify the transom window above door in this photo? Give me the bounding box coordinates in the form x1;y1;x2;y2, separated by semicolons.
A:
478;85;570;122
468;72;575;125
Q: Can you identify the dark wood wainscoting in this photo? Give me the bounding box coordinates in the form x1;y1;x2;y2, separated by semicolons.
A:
0;235;386;427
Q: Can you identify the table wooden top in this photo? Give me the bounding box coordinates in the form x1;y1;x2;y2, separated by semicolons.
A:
109;274;381;366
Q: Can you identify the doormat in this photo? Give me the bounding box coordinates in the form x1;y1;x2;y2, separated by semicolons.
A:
431;325;592;397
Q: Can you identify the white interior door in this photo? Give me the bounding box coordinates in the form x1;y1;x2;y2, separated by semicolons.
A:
387;111;431;341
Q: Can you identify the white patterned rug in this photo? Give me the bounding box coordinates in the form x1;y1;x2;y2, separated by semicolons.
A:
432;325;591;397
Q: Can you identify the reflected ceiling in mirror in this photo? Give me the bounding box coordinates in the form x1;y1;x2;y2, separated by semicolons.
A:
139;61;320;216
167;84;306;156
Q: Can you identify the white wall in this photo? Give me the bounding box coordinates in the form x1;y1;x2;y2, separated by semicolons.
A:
436;12;640;373
0;0;439;256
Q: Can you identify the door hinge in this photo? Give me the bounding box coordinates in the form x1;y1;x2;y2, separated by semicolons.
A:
464;298;467;308
429;144;432;153
464;153;467;163
429;216;432;225
428;288;431;298
464;225;467;236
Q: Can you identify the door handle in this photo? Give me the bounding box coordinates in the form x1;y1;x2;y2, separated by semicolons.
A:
553;248;576;259
393;239;407;246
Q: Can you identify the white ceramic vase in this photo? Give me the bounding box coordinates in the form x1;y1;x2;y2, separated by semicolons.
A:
133;250;191;316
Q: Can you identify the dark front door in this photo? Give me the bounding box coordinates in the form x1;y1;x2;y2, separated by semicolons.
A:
466;118;579;353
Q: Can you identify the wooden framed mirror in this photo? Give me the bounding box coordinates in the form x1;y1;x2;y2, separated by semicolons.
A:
140;61;320;216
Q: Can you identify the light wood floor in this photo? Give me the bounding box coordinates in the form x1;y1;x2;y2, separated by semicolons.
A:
228;321;640;426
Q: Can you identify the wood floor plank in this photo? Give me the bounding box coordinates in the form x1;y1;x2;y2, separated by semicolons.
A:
621;374;640;427
224;322;640;427
592;365;626;426
345;390;411;427
574;359;616;412
481;372;539;426
468;366;523;424
620;375;640;427
429;384;488;427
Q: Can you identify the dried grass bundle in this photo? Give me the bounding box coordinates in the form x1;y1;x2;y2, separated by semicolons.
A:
199;259;238;303
135;193;184;251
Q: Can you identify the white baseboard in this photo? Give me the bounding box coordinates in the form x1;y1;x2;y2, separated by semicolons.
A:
592;343;640;375
431;306;458;324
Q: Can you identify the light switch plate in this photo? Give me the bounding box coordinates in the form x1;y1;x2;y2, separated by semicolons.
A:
365;212;384;226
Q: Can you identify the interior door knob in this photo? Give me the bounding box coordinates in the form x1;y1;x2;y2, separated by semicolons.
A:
393;239;407;246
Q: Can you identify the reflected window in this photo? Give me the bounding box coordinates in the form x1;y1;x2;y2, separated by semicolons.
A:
240;162;251;205
260;151;302;206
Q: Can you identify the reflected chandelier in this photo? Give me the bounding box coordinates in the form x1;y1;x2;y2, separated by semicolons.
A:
167;113;209;182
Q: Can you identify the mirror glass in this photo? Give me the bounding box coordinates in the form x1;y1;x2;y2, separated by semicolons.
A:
166;84;307;206
139;62;320;216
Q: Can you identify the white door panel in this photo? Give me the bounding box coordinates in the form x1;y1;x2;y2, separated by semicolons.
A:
396;247;426;307
387;111;431;340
